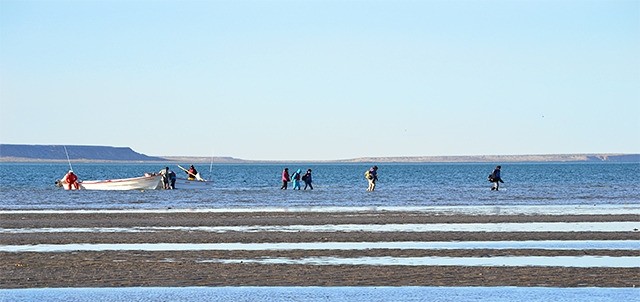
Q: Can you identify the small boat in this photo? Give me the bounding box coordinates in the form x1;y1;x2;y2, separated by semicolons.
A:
58;174;163;191
169;164;210;189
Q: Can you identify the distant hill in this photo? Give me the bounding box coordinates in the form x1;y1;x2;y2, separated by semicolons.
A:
162;156;248;164
338;154;640;163
0;144;165;162
162;153;640;163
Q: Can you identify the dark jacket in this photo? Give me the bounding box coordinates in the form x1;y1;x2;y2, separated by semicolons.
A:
490;168;503;183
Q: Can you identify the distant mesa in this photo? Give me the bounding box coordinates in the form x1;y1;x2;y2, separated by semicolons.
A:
341;154;640;163
0;144;165;162
587;154;640;162
161;156;248;164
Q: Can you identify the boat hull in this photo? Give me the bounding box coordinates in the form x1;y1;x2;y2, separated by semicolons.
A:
76;175;163;191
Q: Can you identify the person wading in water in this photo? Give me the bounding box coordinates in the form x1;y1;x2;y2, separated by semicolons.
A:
365;166;378;192
280;168;290;190
489;165;504;191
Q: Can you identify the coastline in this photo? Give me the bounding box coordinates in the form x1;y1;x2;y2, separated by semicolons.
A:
2;152;639;164
2;210;638;288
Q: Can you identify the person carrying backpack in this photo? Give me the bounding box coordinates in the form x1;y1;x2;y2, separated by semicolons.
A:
291;169;302;190
302;169;313;190
489;165;504;191
365;166;378;191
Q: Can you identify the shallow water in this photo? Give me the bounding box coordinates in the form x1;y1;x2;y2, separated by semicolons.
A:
1;287;638;302
3;221;638;234
3;240;638;252
3;204;640;216
205;255;640;268
2;163;638;300
0;162;638;210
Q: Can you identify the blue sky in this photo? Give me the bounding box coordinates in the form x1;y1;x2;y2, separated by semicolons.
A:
1;0;638;160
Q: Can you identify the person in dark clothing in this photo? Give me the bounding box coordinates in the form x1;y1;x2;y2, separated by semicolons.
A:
302;169;313;190
168;170;176;189
489;165;504;190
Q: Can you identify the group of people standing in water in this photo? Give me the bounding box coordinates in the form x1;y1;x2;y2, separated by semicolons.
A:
280;168;313;190
280;165;379;192
281;165;504;191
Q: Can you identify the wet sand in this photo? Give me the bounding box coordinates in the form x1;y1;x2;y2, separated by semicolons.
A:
1;211;639;288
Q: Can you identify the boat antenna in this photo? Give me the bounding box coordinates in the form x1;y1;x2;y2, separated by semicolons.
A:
209;148;214;179
63;145;73;171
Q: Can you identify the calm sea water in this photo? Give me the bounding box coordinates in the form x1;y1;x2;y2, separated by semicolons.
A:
2;287;638;302
0;162;637;210
2;164;638;301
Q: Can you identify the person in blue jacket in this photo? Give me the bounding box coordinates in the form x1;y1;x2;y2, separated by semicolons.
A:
291;169;302;190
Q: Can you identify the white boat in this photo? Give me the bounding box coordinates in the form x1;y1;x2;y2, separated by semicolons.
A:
172;178;211;190
59;174;163;191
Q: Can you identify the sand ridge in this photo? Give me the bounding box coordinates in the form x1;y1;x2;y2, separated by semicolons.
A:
1;211;638;288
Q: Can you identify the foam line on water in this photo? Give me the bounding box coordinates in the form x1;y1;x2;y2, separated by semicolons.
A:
1;240;638;252
199;256;640;268
2;221;638;234
1;204;639;215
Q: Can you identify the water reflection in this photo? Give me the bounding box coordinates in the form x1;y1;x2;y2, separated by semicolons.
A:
2;240;638;252
1;286;638;302
201;255;640;268
2;221;638;234
2;204;640;215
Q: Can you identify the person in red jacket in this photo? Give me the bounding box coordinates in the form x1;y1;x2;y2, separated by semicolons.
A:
280;168;290;190
64;170;80;190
